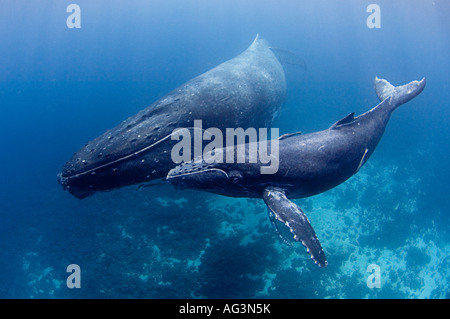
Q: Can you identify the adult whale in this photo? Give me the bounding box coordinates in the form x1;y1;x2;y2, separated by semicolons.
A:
167;77;426;267
58;35;286;199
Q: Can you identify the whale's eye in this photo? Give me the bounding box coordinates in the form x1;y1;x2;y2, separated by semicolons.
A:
229;170;242;184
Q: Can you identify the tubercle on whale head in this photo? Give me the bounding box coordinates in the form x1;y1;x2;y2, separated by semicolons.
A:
57;172;96;199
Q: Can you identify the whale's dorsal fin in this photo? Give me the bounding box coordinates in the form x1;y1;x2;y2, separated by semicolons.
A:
250;33;260;47
331;112;355;129
249;34;270;51
262;187;327;267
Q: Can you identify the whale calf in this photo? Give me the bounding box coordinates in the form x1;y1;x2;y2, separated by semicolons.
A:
58;35;286;199
167;77;426;267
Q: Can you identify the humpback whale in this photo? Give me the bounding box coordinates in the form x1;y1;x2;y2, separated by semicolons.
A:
167;77;426;267
58;35;286;198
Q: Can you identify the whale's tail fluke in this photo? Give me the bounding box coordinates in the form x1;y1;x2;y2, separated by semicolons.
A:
374;77;426;112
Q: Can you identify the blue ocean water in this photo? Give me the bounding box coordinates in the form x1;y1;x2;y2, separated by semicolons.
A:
0;0;449;298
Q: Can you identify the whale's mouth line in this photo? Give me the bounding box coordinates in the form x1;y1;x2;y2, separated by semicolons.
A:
60;130;181;180
167;167;229;180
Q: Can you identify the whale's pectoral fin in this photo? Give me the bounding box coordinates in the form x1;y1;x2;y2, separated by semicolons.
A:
267;208;294;247
269;47;307;71
278;131;302;140
263;187;327;267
